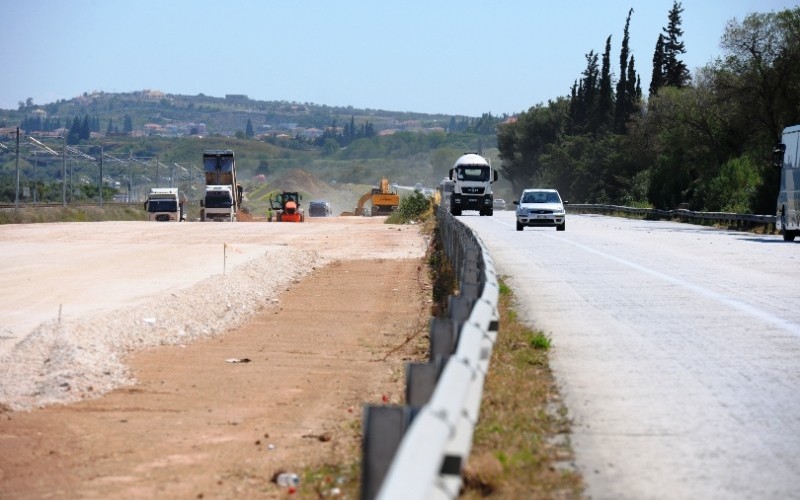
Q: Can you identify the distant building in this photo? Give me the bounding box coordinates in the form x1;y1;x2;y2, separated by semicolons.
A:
300;128;323;140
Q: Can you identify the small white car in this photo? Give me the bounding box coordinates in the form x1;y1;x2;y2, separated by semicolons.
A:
513;189;566;231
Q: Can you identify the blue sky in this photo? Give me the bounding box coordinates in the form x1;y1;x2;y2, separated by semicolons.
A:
2;0;795;116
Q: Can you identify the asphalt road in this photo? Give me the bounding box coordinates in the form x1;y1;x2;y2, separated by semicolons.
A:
460;211;800;500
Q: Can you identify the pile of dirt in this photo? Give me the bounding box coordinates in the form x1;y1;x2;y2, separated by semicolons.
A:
268;169;332;197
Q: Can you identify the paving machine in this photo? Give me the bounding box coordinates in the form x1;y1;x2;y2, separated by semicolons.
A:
269;191;305;222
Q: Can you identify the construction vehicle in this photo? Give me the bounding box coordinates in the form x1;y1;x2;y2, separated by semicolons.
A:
354;177;400;216
200;150;243;222
269;191;305;222
448;153;498;216
774;124;800;241
308;200;332;217
144;187;187;221
201;185;237;222
436;178;454;207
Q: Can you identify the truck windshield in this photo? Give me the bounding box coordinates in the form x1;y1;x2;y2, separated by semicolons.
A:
205;192;233;208
147;200;178;212
456;166;490;182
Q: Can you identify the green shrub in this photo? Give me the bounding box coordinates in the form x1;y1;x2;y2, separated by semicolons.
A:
386;191;431;224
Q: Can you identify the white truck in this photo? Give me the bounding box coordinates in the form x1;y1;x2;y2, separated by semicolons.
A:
774;125;800;241
200;150;242;222
144;187;186;222
448;153;498;216
201;185;237;222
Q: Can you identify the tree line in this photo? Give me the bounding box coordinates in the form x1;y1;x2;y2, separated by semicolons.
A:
498;2;800;214
20;113;135;144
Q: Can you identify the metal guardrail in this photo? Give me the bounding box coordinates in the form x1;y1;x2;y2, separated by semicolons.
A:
360;207;499;500
359;201;775;498
568;203;777;229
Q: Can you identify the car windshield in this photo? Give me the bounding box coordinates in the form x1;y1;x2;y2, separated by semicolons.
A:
522;191;560;203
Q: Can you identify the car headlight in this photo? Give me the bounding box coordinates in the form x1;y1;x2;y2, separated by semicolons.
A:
554;208;565;215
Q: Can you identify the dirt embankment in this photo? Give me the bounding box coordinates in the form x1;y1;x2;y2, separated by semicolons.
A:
0;217;430;499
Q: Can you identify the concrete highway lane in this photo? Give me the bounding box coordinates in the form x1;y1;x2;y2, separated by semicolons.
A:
460;211;800;500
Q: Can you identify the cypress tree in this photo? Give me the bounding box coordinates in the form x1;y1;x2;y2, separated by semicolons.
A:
615;9;633;132
568;51;600;133
663;1;690;88
67;116;81;145
595;35;614;131
80;114;90;140
650;34;666;96
245;118;254;139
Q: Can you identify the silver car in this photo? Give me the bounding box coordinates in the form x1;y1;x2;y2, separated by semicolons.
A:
513;189;566;231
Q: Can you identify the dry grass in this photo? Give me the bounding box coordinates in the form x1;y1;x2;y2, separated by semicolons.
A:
460;278;584;499
0;204;145;223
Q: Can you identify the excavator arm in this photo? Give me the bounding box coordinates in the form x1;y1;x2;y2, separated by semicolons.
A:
355;191;372;216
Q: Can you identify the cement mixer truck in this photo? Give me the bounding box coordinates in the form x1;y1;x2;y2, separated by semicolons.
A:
448;153;499;216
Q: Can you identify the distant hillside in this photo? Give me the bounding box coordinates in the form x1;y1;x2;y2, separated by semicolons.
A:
0;90;484;138
0;91;514;209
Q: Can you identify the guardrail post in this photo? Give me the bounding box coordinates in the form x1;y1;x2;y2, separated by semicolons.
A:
430;318;458;358
361;405;417;500
447;295;474;326
406;356;447;407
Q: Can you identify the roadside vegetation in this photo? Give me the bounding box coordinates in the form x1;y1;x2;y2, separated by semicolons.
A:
499;5;800;216
423;207;583;497
386;190;433;225
460;278;583;498
0;204;143;224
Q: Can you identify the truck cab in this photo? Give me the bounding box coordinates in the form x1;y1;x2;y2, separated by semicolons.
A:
308;200;332;217
144;188;186;222
448;153;498;216
201;185;236;222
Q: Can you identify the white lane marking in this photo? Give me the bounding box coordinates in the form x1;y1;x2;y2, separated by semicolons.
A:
478;216;800;337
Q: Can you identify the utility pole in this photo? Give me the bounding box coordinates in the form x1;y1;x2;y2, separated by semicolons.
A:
99;144;104;207
62;134;67;207
14;127;19;208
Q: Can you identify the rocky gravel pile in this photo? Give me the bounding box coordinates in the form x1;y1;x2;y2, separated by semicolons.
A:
0;248;327;410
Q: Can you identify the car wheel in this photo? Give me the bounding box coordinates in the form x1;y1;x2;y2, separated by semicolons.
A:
556;222;565;231
784;230;797;242
516;221;523;231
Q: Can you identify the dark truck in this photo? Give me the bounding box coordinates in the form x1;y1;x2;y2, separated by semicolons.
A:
308;200;332;217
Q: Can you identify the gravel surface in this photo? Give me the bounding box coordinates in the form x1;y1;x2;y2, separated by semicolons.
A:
0;218;427;411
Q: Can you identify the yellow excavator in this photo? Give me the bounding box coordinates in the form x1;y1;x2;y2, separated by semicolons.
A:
354;177;400;216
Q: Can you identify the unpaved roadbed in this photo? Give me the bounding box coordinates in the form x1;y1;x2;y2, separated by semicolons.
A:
0;218;429;499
